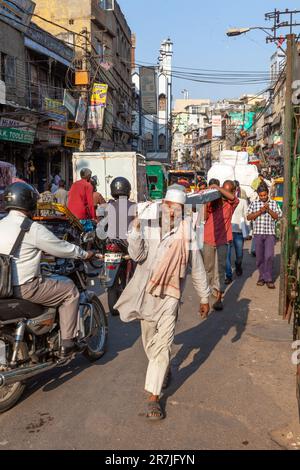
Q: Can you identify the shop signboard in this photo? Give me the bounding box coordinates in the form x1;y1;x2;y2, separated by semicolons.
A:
212;115;222;137
75;97;87;126
63;90;77;117
0;117;35;144
36;124;62;145
44;98;68;130
140;67;157;115
64;121;80;148
90;83;108;107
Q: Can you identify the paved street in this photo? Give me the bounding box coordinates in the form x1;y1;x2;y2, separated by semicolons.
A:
0;242;297;450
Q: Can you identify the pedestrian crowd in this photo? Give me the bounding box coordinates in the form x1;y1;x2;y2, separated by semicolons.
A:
0;166;282;422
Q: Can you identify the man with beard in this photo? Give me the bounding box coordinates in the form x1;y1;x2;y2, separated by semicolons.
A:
114;186;210;421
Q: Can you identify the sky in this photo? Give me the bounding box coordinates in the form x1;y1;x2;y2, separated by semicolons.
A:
120;0;300;102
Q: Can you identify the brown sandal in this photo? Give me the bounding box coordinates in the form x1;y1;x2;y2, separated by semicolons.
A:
146;401;164;421
257;280;265;286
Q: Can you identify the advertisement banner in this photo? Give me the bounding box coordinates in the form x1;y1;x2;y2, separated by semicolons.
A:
212;115;222;137
87;106;105;130
75;97;87;126
90;83;108;107
140;67;157;115
0;117;35;144
63;90;77;117
229;112;255;131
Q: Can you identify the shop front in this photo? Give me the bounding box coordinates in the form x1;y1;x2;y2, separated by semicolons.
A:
0;115;37;179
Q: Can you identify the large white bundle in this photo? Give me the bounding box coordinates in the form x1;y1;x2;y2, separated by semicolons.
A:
207;162;235;186
219;150;249;167
234;164;258;187
237;151;249;165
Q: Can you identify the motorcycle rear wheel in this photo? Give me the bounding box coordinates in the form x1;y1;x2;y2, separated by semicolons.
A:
107;269;126;316
83;296;108;362
0;333;27;413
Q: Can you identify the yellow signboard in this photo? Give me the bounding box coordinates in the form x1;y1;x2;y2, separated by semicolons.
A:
91;83;108;106
64;121;80;148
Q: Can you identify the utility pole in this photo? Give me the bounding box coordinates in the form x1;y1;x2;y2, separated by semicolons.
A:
79;28;89;152
279;34;296;319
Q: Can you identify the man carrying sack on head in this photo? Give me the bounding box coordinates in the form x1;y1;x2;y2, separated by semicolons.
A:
114;185;210;421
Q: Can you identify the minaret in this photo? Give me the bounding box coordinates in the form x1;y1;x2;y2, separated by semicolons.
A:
158;38;173;159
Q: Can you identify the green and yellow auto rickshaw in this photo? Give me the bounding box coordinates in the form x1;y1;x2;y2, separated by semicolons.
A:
146;162;168;200
271;177;284;239
272;177;284;210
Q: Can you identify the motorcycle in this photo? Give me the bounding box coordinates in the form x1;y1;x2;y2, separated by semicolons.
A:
98;239;134;316
0;256;108;413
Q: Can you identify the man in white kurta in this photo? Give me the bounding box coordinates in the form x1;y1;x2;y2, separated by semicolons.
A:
115;187;210;420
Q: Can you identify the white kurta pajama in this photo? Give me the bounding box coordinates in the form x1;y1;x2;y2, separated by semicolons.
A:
115;223;210;397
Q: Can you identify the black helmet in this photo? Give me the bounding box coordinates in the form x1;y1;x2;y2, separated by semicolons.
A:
110;177;131;198
4;182;39;213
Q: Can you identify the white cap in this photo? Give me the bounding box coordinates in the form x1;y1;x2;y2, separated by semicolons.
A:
164;185;186;205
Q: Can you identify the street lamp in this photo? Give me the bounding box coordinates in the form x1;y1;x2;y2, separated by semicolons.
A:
226;26;286;54
226;26;274;38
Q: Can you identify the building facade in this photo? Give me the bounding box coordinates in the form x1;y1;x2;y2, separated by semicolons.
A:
33;0;133;152
0;3;75;190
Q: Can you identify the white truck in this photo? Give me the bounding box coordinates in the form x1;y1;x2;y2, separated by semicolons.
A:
72;152;149;202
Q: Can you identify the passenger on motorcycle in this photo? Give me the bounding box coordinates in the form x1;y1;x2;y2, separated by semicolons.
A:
96;177;137;242
0;182;94;358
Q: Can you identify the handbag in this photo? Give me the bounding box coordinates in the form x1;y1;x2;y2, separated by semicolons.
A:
0;218;33;298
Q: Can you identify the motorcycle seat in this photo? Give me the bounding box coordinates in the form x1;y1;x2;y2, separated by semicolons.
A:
0;298;46;321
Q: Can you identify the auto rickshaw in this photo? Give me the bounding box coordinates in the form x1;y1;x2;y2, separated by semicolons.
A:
271;177;284;239
272;177;284;210
146;162;168;200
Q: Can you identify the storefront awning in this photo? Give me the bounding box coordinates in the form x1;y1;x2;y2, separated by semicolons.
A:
24;38;71;67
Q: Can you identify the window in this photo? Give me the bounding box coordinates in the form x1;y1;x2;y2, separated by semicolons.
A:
0;54;16;86
191;106;199;114
148;176;158;184
99;0;114;10
144;133;154;152
96;40;104;61
159;133;166;151
159;94;166;111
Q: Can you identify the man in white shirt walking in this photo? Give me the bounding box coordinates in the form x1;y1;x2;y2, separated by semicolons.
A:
225;185;250;284
0;182;94;357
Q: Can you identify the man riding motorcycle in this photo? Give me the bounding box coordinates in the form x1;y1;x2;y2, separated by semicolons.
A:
96;177;137;315
0;182;94;358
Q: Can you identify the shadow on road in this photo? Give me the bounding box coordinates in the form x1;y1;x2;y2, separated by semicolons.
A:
23;316;141;398
162;242;281;412
163;298;250;404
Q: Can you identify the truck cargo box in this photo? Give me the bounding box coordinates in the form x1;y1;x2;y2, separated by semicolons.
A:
73;152;149;203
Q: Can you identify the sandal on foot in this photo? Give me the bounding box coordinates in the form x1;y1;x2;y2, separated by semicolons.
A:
267;282;275;289
146;401;164;421
257;280;265;286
